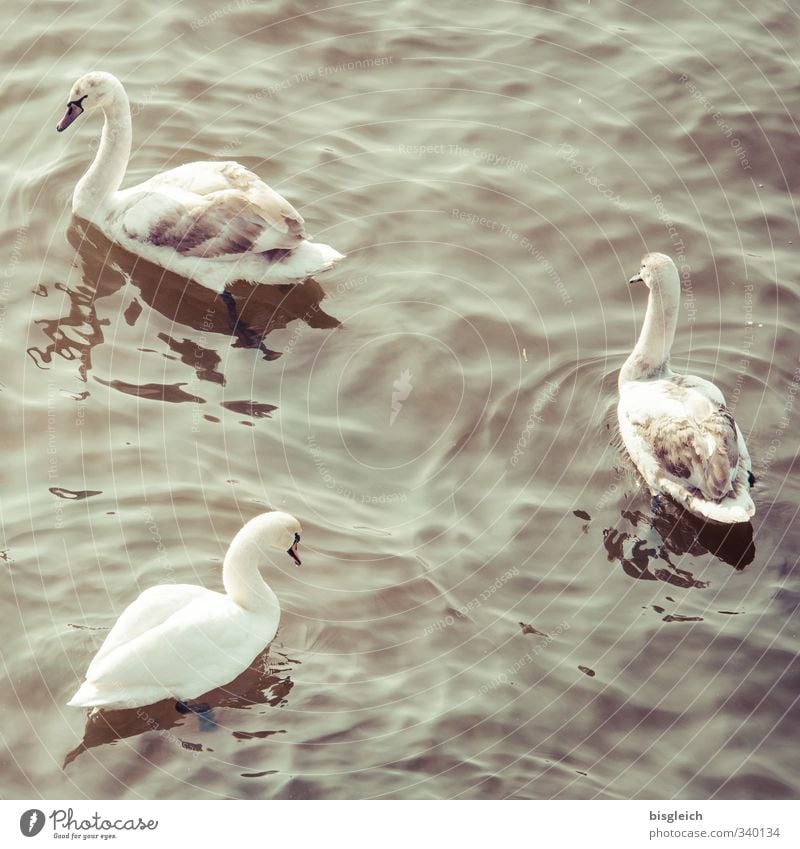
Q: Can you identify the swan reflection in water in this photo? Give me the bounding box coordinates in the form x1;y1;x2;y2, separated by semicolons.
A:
63;650;298;768
602;494;755;587
27;219;340;385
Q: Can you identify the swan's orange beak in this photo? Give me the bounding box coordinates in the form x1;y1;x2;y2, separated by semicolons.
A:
57;98;86;133
287;533;301;566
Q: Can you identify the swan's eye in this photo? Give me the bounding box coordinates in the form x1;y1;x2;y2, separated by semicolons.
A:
68;94;88;112
286;532;302;565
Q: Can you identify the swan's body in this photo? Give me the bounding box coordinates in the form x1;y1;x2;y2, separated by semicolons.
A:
68;511;302;709
618;253;755;524
57;72;343;291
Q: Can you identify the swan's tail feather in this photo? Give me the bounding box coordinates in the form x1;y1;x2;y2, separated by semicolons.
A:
67;681;103;708
261;240;345;281
67;681;155;710
658;476;755;525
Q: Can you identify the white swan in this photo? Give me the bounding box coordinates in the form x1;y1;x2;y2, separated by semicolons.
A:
618;253;755;524
56;72;343;292
68;511;302;710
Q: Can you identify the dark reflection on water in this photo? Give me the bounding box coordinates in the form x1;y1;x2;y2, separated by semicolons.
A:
648;503;756;571
26;276;112;381
603;498;755;587
64;650;298;769
26;220;340;385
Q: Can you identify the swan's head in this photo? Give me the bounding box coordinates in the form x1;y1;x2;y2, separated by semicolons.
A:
57;71;124;133
628;252;679;292
244;511;303;567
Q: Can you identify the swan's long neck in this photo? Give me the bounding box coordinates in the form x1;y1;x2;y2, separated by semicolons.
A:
222;529;281;614
73;93;131;218
620;278;680;384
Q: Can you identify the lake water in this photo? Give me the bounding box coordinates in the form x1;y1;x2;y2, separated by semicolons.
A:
1;0;798;800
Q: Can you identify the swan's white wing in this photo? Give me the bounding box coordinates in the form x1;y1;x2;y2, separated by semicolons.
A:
662;373;754;477
116;161;307;258
88;584;211;669
620;379;739;500
82;594;276;703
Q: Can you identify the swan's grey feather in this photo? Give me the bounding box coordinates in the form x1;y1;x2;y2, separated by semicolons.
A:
632;388;739;500
119;161;308;259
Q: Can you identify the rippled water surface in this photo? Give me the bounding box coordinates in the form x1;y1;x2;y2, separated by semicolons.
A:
1;0;798;800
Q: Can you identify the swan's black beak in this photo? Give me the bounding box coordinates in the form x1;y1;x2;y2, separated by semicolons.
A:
628;271;644;284
57;96;87;133
287;533;301;566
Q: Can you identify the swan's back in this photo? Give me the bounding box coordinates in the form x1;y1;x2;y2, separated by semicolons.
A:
87;584;209;667
619;375;754;523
